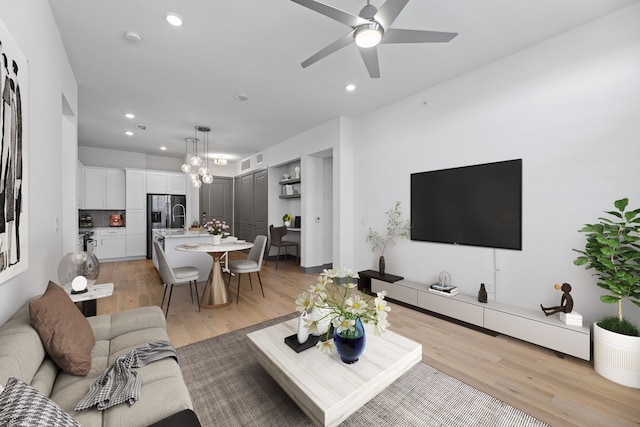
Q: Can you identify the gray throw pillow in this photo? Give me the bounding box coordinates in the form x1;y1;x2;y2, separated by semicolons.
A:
0;377;81;427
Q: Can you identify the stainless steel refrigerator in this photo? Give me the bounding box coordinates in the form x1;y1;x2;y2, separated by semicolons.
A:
146;194;187;258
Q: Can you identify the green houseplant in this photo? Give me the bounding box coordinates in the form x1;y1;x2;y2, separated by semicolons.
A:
366;201;410;275
573;197;640;388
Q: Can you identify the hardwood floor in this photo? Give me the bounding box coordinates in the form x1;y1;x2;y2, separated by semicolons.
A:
96;254;640;427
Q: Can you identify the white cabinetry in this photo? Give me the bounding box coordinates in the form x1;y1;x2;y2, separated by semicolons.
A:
125;169;147;257
84;167;125;209
147;171;186;195
77;163;85;209
96;228;126;260
371;278;591;360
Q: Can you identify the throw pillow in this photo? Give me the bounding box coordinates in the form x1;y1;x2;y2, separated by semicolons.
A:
0;377;81;427
29;281;95;376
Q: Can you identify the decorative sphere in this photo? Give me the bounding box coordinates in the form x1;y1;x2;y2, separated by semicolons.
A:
180;163;191;173
202;174;213;184
192;178;202;188
190;155;202;167
57;252;100;287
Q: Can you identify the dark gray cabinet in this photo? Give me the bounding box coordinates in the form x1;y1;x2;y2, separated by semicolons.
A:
235;169;268;242
200;176;233;228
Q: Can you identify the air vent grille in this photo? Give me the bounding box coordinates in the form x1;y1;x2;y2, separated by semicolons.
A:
256;153;263;165
241;159;251;170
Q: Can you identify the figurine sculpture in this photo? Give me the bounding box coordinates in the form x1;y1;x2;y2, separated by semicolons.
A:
540;283;573;316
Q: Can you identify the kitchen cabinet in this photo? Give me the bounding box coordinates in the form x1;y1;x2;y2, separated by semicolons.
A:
125;169;147;209
125;211;146;257
147;171;186;195
97;228;126;259
84;167;125;209
125;169;147;257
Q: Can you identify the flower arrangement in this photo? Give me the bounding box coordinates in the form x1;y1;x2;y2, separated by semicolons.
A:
295;267;391;353
203;219;229;235
282;213;292;223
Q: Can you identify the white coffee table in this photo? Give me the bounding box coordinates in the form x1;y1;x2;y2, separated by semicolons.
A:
246;318;422;427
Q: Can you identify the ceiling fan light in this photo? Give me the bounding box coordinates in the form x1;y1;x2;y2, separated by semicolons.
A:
355;23;382;48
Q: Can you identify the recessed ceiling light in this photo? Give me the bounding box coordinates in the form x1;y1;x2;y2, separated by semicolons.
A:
125;113;135;119
125;131;133;136
160;146;167;151
345;84;356;92
166;13;183;27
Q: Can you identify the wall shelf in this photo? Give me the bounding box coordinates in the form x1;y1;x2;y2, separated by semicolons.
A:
279;194;301;199
278;178;301;185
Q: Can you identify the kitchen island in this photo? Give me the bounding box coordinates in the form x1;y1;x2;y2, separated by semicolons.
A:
152;230;221;281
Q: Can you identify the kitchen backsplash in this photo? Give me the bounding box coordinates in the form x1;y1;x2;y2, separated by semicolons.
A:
79;210;126;229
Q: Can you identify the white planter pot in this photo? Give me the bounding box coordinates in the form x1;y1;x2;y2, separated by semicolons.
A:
212;234;222;246
593;322;640;388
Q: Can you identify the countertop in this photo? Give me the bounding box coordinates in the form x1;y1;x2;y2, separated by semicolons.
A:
153;229;211;238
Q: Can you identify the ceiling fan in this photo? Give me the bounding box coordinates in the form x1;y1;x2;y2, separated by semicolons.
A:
292;0;458;78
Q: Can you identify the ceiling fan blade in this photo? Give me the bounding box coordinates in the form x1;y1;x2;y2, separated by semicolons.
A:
301;31;355;68
291;0;369;28
374;0;410;30
358;46;380;78
381;29;458;44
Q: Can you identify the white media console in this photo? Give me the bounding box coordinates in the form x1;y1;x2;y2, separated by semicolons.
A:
371;278;591;360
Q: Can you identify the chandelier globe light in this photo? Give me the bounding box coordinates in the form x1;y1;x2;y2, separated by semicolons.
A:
180;138;192;173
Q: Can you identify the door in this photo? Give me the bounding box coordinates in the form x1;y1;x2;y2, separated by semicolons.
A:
200;177;233;229
253;169;268;238
240;173;254;241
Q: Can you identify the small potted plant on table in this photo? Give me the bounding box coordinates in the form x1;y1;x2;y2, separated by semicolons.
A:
573;197;640;388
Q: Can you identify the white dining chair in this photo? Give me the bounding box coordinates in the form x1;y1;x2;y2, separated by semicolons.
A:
227;235;267;304
154;241;200;317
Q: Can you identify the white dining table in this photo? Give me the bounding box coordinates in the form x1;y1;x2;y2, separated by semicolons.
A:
176;241;253;308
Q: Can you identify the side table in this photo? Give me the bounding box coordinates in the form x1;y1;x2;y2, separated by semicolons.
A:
61;282;114;316
357;270;403;295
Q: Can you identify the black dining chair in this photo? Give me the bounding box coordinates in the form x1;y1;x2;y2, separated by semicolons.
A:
268;225;299;270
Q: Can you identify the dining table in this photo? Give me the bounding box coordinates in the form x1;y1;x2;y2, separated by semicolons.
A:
175;240;254;308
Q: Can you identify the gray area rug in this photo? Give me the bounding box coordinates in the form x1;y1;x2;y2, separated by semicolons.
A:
178;314;549;427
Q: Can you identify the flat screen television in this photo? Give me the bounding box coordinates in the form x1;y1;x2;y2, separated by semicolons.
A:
410;159;522;250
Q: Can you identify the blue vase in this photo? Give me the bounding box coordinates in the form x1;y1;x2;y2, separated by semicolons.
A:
333;318;366;364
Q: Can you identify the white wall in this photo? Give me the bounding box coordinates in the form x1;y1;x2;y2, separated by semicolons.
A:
0;1;78;323
353;4;640;326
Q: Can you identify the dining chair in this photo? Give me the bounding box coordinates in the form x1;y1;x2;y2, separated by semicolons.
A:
227;235;267;303
268;225;299;270
154;241;200;317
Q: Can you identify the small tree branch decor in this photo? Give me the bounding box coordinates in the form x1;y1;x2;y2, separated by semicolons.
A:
574;198;640;335
366;201;410;274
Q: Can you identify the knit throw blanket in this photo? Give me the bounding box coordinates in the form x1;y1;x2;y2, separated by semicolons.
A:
75;340;177;411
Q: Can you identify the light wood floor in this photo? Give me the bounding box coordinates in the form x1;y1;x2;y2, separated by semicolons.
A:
95;254;640;427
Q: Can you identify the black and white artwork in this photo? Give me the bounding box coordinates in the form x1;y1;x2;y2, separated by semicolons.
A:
0;17;28;284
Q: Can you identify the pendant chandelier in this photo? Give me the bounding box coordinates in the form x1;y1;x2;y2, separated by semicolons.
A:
181;125;214;188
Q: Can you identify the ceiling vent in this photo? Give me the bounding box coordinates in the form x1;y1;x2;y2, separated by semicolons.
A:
241;159;251;171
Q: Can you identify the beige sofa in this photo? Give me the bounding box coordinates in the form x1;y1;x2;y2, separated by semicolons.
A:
0;301;194;426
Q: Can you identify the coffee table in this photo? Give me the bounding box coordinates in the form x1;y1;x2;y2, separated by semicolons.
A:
246;318;422;427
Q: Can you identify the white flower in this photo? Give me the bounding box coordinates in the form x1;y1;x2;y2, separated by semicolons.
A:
316;339;336;354
295;292;313;313
309;280;327;299
332;316;355;334
304;317;319;335
345;297;368;315
376;290;387;299
373;316;390;336
374;297;390;316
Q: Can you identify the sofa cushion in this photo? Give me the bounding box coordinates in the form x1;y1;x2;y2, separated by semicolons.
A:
0;377;81;427
29;282;95;376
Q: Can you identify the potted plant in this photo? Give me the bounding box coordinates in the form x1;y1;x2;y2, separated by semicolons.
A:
573;197;640;388
366;201;411;275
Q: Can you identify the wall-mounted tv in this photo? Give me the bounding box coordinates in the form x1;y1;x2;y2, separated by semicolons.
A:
410;159;522;250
